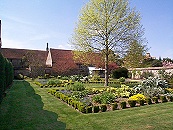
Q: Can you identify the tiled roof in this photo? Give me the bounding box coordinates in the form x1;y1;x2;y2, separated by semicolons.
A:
1;48;48;65
50;48;78;75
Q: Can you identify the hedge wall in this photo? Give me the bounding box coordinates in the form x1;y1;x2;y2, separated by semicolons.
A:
0;53;14;103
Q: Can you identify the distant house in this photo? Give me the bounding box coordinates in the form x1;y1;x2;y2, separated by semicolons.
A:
1;46;94;78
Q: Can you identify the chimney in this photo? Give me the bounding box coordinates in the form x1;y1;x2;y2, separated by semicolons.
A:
46;42;49;51
0;20;2;51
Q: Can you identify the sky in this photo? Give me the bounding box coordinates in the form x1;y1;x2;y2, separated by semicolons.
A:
0;0;173;59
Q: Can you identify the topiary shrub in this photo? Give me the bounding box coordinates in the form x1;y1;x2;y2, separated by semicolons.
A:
167;96;173;102
93;106;100;113
146;97;152;105
152;97;159;103
111;103;118;110
79;106;86;113
112;67;128;79
128;100;136;107
120;101;126;109
55;92;60;98
138;99;145;106
160;95;167;103
100;104;107;112
86;106;92;113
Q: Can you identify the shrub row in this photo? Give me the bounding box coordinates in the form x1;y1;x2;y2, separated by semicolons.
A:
127;95;173;108
48;89;119;113
0;53;14;103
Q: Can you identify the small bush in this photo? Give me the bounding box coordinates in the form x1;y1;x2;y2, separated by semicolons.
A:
128;100;136;107
138;99;145;106
120;101;126;109
146;98;152;105
129;94;146;101
93;106;100;113
111;103;118;110
112;67;128;79
100;104;107;112
119;77;125;82
152;97;159;103
86;106;92;113
92;95;101;104
78;105;86;113
160;95;167;103
167;96;173;102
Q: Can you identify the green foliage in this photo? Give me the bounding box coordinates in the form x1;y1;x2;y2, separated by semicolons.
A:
134;77;169;97
152;97;159;103
141;71;154;79
160;95;167;103
112;67;128;79
72;0;144;86
86;106;92;113
66;82;85;91
142;58;162;68
0;53;14;103
138;99;145;106
71;91;88;100
118;77;125;82
111;103;118;111
115;84;134;98
93;106;100;113
128;100;136;107
120;101;126;109
167;96;173;102
145;97;152;105
100;104;107;112
124;40;148;68
47;79;62;86
91;75;101;81
92;95;101;104
92;92;115;104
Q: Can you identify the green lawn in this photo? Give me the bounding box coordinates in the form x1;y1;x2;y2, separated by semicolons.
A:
1;80;173;130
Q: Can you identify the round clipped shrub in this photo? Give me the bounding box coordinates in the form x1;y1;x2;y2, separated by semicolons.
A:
93;106;100;113
138;99;145;106
86;106;92;113
160;95;167;103
100;104;107;112
120;101;126;109
55;92;60;98
167;96;173;102
111;103;118;111
146;97;152;105
68;98;73;105
79;106;86;113
128;100;136;107
152;97;159;103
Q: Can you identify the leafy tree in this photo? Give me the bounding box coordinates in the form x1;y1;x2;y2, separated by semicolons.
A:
22;51;45;78
71;0;144;86
142;58;162;68
123;40;148;68
112;67;128;79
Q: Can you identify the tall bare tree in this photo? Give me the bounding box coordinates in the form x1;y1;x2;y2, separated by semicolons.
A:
71;0;144;86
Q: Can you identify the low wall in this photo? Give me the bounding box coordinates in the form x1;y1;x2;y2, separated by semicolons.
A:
128;66;173;79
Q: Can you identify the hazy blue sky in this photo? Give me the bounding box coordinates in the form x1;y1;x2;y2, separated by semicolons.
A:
1;0;173;59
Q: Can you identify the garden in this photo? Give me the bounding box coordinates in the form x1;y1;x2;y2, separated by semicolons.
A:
34;75;173;114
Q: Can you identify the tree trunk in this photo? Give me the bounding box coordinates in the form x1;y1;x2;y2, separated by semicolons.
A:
104;51;109;87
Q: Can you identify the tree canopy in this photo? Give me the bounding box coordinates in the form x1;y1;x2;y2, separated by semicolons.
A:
123;40;148;68
71;0;145;86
